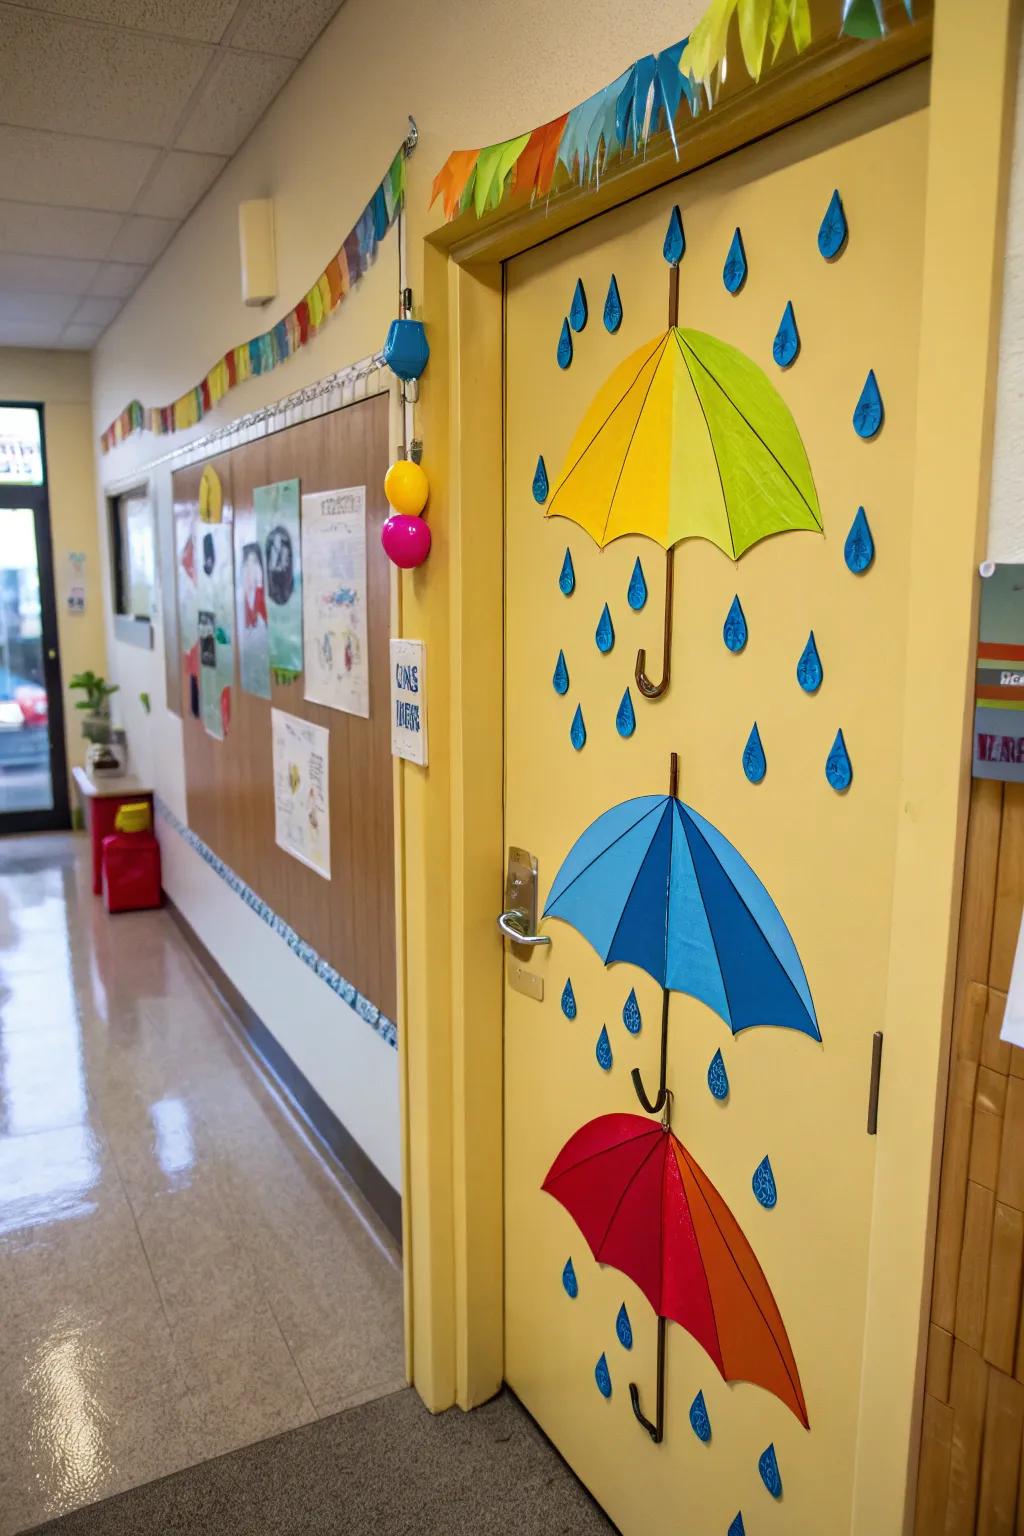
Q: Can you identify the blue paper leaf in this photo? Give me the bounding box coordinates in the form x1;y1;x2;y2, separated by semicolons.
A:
853;368;883;438
558;548;576;595
552;649;569;695
532;455;549;504
707;1048;729;1100
663;205;685;266
742;722;766;784
753;1156;778;1209
557;318;573;370
627;557;647;610
603;274;623;333
689;1389;711;1442
595;602;615;653
569;278;588;332
570;704;586;751
723;595;747;652
728;1517;746;1536
562;1257;578;1298
723;228;747;294
615;1302;633;1349
595;1024;613;1070
773;300;800;368
622;987;642;1034
826;728;853;792
796;631;823;693
759;1442;783;1499
818;188;848;259
615;53;658;152
615;688;636;738
844;507;874;573
595;1352;612;1397
561;977;577;1020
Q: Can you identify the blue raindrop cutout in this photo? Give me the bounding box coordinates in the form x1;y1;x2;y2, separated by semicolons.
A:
759;1443;783;1499
552;649;569;695
569;279;588;332
560;978;577;1020
728;1517;746;1536
557;318;573;370
773;300;800;368
723;595;747;653
853;368;883;439
603;275;623;334
742;723;766;784
562;1257;578;1299
558;548;575;595
570;704;586;751
723;228;747;294
689;1390;712;1442
616;688;636;739
707;1048;729;1101
596;1025;612;1070
753;1156;778;1209
595;603;614;653
797;631;823;693
595;1352;612;1398
616;1303;633;1350
844;507;874;573
532;455;549;504
663;206;685;266
627;557;647;611
826;728;853;791
818;188;848;260
622;988;642;1035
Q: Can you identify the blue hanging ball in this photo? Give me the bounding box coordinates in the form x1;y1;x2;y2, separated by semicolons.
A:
753;1156;778;1209
707;1048;729;1101
759;1443;783;1499
818;188;848;259
569;278;588;333
627;557;647;610
663;205;685;266
382;317;430;382
603;274;623;333
689;1390;712;1443
796;631;823;693
826;728;853;792
557;318;573;370
552;649;569;695
853;368;883;439
532;455;549;504
728;1517;746;1536
615;688;636;739
723;228;747;294
570;704;586;751
743;723;766;784
595;1352;612;1398
595;602;615;653
562;1257;578;1299
558;548;576;595
595;1025;612;1070
772;300;800;368
615;1303;633;1349
560;977;577;1020
723;595;747;653
622;987;642;1035
844;507;875;573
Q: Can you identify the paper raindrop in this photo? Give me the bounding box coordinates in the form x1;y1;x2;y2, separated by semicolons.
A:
723;595;747;653
603;275;623;333
844;507;874;573
595;1352;612;1398
796;631;823;693
560;978;577;1020
558;548;575;595
818;188;848;259
728;1517;746;1536
622;988;642;1035
616;1303;633;1349
595;602;614;653
627;557;647;610
853;369;883;439
743;723;766;784
663;206;685;266
552;649;569;695
570;705;586;751
532;455;549;504
753;1156;778;1209
569;279;588;332
723;228;747;293
615;688;636;738
759;1443;783;1499
773;300;800;368
689;1390;712;1442
707;1048;729;1101
596;1024;612;1070
562;1257;578;1298
557;318;573;370
826;728;853;791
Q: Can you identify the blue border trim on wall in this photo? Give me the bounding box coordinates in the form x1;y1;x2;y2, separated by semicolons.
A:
156;796;398;1050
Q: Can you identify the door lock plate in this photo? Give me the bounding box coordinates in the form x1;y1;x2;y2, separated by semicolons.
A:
507;959;543;1002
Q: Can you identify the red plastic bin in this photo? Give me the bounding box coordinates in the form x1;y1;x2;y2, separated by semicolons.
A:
101;830;163;913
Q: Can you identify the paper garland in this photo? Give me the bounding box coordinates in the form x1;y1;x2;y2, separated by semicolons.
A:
100;148;407;453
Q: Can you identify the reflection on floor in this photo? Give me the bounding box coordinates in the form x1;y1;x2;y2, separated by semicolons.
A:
0;833;405;1536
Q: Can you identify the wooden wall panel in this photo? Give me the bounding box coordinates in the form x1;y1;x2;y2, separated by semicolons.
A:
916;776;1024;1533
171;395;395;1021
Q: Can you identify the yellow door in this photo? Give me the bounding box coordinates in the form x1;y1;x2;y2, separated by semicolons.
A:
503;81;928;1535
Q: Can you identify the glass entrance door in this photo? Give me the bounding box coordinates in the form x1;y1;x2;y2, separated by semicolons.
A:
0;405;69;830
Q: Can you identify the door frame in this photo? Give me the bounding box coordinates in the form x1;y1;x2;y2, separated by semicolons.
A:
0;400;71;834
397;5;1019;1533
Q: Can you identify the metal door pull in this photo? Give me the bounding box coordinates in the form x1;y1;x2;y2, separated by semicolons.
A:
497;911;550;945
498;847;550;946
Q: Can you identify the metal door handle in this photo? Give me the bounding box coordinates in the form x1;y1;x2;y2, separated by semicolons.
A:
497;909;550;946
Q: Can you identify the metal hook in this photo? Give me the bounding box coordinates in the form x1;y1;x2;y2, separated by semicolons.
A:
634;546;674;699
404;116;419;154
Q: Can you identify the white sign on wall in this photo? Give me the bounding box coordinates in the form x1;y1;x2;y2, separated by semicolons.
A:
390;639;427;766
271;707;331;879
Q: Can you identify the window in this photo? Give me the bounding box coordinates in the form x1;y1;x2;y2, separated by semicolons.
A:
109;487;156;647
0;406;44;487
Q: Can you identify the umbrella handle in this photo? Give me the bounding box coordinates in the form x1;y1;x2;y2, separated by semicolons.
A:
629;1316;666;1444
631;1067;667;1116
634;547;674;700
631;987;671;1116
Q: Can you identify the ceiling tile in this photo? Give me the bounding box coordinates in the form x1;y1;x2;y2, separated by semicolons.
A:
15;0;239;43
0;201;122;259
0;252;100;294
54;322;104;348
106;213;178;263
90;260;147;297
0;292;81;325
174;48;295;156
0;322;66;346
0;128;158;212
70;295;123;325
0;5;213;143
134;149;226;218
230;0;345;59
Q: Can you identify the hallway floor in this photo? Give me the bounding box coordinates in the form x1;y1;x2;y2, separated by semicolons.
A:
0;833;406;1535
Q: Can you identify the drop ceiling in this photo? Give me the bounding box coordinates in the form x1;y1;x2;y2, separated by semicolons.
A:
0;0;347;351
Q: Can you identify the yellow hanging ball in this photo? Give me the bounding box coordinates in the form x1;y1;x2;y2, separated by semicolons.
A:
384;459;429;516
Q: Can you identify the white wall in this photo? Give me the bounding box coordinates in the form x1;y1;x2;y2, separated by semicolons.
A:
988;31;1024;563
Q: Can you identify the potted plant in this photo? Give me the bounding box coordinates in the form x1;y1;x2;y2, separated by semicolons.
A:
69;670;126;777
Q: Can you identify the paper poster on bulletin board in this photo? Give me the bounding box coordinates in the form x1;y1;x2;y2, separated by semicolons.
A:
255;479;302;682
973;563;1024;781
177;516;200;718
302;485;369;717
196;521;233;740
271;708;330;878
234;508;271;699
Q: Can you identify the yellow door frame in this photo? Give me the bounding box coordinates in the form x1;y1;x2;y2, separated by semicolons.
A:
396;4;1018;1531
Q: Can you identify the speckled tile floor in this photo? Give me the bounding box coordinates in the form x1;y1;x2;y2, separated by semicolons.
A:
0;833;406;1535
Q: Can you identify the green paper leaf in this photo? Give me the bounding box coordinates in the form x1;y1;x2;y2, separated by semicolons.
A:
737;0;772;78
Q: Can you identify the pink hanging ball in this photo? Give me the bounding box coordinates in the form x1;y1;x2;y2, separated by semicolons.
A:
381;513;431;569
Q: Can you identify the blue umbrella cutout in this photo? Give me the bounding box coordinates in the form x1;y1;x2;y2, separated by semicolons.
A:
543;753;820;1113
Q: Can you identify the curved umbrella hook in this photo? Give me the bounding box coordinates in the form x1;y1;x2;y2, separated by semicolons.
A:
635;545;674;699
630;988;670;1114
629;1316;666;1443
